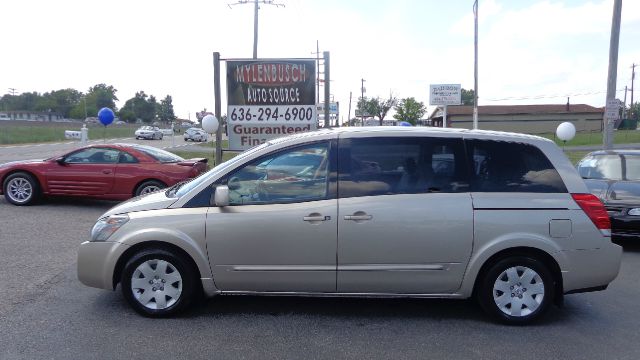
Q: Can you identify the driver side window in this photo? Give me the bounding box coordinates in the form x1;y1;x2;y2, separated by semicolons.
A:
65;148;119;164
227;142;329;205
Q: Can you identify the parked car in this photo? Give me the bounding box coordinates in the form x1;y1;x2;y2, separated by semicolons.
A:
0;143;208;205
77;127;621;324
135;126;163;140
184;128;209;142
577;150;640;241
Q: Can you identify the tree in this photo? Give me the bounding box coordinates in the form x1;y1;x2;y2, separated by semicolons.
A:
119;91;157;123
461;88;475;106
393;97;426;125
43;89;82;118
157;95;176;123
368;95;398;125
86;84;118;112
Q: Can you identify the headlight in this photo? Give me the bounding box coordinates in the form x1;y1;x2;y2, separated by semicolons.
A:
629;208;640;216
91;214;129;241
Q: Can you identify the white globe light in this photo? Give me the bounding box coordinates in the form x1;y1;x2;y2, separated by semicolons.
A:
556;122;576;141
202;115;219;134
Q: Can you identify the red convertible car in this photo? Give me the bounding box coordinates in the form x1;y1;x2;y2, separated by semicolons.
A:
0;143;208;205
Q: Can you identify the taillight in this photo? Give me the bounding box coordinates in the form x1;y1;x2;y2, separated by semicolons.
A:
571;193;611;236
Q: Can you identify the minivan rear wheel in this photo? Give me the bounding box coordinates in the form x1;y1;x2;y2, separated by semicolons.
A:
121;248;196;317
477;256;554;325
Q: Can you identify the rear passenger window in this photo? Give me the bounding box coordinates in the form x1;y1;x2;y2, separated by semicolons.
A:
338;137;469;198
467;140;567;193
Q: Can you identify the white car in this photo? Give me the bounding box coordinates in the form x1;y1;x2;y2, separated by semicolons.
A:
184;128;208;142
135;126;163;140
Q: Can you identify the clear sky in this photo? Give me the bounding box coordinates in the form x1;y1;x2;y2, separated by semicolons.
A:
1;0;639;121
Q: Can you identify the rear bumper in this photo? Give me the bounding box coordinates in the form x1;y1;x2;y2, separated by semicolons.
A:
561;242;622;294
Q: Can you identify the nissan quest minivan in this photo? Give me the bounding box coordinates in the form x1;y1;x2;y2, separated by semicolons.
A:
78;127;622;324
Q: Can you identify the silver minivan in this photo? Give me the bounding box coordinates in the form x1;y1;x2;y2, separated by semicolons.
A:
78;127;622;324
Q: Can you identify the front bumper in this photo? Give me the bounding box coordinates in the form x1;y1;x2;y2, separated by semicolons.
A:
77;241;130;290
611;217;640;241
136;133;154;139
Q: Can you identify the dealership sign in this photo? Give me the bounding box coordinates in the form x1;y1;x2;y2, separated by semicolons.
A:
226;59;316;150
430;84;462;106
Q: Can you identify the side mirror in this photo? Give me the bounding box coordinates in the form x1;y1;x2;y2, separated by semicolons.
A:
55;157;66;166
214;185;230;207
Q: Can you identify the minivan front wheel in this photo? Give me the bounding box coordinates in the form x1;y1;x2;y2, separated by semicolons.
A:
478;256;554;325
121;248;196;317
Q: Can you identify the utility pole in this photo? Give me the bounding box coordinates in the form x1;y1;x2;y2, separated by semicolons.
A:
360;79;366;126
312;40;321;106
473;0;479;130
622;86;628;120
631;63;637;120
348;91;352;127
228;0;284;59
8;88;17;96
324;52;330;128
603;0;622;150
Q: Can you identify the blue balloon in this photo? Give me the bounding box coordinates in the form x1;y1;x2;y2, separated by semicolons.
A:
98;108;115;126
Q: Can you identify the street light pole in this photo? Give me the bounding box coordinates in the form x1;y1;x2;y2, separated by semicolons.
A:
473;0;479;130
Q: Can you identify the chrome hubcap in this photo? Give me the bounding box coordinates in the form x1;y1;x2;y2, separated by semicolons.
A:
7;178;33;203
140;185;161;195
131;259;183;310
493;266;544;317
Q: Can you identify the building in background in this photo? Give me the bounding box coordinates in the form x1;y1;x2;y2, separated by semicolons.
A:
428;104;604;134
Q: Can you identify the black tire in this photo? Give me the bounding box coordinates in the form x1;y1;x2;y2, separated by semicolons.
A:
477;256;555;325
3;172;40;206
121;248;197;317
134;180;166;197
159;134;163;140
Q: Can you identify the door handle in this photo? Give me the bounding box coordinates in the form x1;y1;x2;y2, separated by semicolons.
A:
344;213;373;221
102;170;112;174
303;215;331;222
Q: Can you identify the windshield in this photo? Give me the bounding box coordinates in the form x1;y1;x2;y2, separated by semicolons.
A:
577;155;622;180
173;142;272;197
133;145;184;163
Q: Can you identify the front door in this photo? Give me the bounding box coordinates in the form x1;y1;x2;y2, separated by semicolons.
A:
336;136;474;294
206;141;338;293
46;147;118;195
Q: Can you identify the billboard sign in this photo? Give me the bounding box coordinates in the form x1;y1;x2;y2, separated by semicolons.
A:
226;59;316;150
430;84;462;106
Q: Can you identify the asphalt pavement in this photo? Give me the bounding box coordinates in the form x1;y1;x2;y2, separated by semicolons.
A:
1;196;640;360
